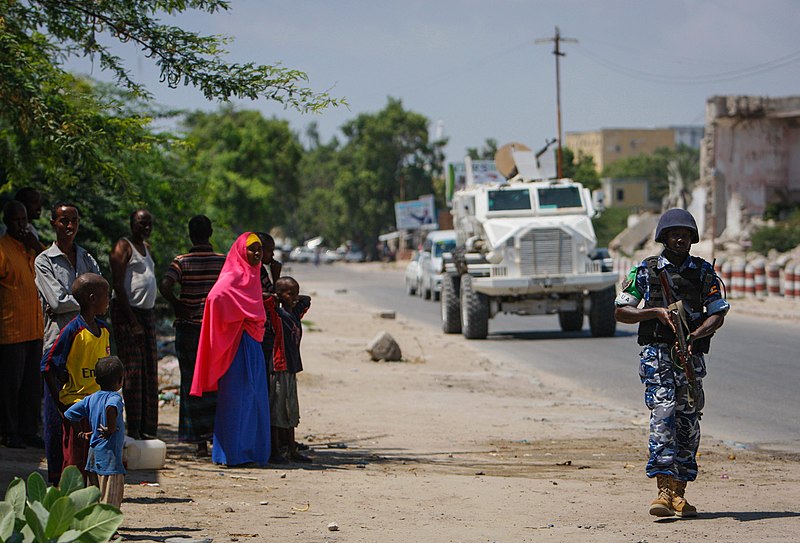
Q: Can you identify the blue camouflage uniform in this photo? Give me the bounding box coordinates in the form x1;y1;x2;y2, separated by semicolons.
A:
616;253;729;482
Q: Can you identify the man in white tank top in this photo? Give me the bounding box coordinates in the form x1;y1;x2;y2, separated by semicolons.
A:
110;209;159;439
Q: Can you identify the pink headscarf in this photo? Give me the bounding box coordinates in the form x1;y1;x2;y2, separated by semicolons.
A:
191;232;265;396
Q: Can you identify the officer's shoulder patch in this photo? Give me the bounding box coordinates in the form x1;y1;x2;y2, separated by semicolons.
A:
620;276;633;291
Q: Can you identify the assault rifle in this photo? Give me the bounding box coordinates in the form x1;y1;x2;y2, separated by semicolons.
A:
657;271;696;408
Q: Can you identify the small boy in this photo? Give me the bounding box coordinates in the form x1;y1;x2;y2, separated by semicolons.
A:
265;276;311;464
41;273;111;480
64;356;126;509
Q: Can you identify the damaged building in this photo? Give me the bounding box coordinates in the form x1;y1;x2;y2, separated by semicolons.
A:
699;95;800;242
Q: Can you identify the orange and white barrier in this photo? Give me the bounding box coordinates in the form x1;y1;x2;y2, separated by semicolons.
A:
730;259;746;298
766;263;781;297
744;262;755;297
792;263;800;299
785;262;797;299
720;260;732;297
752;259;766;298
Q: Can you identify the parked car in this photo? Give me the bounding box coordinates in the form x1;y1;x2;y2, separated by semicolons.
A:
418;230;456;301
323;249;343;263
343;247;366;263
289;246;315;263
590;247;614;272
404;251;422;295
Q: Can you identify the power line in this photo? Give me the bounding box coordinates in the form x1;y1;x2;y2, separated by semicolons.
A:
574;45;800;85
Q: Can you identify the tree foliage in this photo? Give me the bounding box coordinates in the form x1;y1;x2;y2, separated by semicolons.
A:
602;145;699;202
561;147;600;190
335;98;443;254
181;107;304;237
466;138;498;161
751;210;800;255
295;98;444;256
1;0;343;189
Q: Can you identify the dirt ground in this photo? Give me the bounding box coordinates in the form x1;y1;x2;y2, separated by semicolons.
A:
3;264;800;542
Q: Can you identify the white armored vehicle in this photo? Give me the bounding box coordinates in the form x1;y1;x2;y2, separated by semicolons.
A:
441;143;617;339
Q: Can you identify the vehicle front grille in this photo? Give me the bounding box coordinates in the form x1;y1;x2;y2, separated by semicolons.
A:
519;228;574;275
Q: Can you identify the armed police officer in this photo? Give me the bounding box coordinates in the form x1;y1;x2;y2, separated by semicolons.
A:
615;209;729;518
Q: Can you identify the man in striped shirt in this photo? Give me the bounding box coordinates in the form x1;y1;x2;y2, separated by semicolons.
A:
159;215;225;457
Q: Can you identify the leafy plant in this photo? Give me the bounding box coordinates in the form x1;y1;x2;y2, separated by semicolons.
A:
0;467;122;543
751;216;800;255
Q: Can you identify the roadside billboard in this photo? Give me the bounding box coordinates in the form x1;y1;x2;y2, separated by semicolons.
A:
395;194;437;230
445;159;504;204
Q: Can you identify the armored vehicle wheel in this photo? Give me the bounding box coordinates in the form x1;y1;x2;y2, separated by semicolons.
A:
405;277;416;296
558;305;584;332
590;286;617;337
441;273;461;334
460;275;488;339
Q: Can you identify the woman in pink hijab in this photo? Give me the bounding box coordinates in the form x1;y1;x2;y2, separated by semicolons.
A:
191;232;270;466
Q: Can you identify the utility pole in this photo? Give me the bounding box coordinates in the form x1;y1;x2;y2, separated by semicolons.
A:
536;27;577;179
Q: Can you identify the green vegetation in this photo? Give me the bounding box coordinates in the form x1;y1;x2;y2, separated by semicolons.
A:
602;145;699;202
1;0;343;188
0;466;123;543
562;147;600;191
592;207;630;248
751;211;800;254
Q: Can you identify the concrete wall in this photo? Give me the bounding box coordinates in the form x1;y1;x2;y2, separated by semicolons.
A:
701;95;800;239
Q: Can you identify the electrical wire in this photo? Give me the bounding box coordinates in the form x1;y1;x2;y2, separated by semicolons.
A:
574;44;800;85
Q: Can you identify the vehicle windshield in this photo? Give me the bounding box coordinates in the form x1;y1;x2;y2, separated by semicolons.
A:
433;240;456;257
537;187;583;209
488;189;531;211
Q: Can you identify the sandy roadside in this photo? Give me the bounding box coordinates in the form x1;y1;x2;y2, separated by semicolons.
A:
111;267;800;543
3;265;798;542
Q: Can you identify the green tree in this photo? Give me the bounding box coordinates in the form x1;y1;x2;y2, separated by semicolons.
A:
317;98;444;256
561;147;600;190
1;0;343;189
602;145;699;202
6;79;199;279
466;138;498;160
182;107;304;235
292;123;342;244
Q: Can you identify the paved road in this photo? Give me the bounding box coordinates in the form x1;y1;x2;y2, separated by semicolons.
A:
292;262;800;453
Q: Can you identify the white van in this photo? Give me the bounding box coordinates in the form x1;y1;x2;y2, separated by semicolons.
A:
418;230;456;301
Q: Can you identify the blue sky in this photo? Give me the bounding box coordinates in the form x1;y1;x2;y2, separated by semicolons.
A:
71;0;800;164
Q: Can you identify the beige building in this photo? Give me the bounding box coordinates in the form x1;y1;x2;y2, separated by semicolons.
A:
601;177;658;210
566;128;677;172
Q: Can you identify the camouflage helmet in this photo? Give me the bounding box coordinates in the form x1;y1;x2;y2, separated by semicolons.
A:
654;208;699;244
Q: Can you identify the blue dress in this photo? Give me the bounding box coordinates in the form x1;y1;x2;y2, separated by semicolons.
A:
212;332;271;466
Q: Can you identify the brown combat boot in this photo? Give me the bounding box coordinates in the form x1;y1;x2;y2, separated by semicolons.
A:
649;474;675;517
671;479;698;518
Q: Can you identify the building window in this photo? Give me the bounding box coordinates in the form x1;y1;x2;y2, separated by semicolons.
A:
616;189;625;202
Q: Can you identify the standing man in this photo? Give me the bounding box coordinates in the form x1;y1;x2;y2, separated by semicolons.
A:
110;209;158;439
615;209;729;518
0;201;44;448
35;201;101;482
159;215;225;456
0;187;45;253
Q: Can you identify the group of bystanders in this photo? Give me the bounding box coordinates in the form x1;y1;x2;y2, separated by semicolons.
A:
1;188;313;511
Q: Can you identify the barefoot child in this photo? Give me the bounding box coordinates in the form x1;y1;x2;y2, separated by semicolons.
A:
65;356;126;508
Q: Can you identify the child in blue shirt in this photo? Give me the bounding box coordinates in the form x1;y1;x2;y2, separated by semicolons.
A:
65;355;126;509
